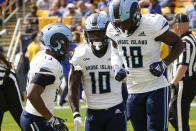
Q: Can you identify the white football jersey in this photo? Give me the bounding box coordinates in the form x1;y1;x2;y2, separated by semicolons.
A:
106;14;170;93
70;43;123;109
25;50;63;116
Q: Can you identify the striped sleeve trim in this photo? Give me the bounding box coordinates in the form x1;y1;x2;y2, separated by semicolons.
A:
180;39;190;64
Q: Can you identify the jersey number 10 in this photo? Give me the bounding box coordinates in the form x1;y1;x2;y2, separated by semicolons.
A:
89;72;111;94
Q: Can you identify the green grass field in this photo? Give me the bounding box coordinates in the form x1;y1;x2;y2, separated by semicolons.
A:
1;100;196;131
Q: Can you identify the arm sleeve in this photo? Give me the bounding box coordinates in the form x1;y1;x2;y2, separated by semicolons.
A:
153;14;169;38
31;73;55;88
111;43;123;67
106;22;119;42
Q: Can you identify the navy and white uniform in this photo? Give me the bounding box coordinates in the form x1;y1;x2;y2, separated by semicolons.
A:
70;43;127;131
20;50;62;131
107;14;170;131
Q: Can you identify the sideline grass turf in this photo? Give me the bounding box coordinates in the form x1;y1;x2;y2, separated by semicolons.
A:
2;102;196;131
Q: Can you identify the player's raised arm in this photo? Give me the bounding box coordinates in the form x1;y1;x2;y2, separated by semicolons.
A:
68;64;83;131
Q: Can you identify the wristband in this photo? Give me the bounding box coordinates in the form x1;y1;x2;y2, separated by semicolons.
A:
170;84;176;89
162;60;168;68
73;112;81;119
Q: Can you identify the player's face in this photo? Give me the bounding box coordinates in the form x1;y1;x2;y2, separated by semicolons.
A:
60;40;73;60
117;19;133;32
87;30;105;42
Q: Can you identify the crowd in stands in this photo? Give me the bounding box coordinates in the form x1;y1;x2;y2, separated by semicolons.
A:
0;0;22;17
21;0;196;39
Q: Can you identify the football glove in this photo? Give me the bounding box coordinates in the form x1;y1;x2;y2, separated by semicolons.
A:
73;112;83;131
149;60;167;77
48;116;69;131
114;66;128;82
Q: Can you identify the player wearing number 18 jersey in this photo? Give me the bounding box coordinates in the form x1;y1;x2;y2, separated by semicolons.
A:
107;0;184;130
107;13;170;93
68;12;126;131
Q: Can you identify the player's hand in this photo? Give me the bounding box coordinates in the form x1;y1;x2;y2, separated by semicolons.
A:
48;116;69;131
114;66;129;81
73;112;83;131
149;60;167;77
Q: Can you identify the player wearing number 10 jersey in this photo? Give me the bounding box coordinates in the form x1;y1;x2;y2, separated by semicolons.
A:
68;12;126;131
107;0;184;130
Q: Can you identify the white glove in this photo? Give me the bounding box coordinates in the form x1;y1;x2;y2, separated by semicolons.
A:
73;112;83;131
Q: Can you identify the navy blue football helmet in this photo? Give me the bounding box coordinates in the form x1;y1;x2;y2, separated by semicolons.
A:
84;12;109;51
109;0;141;35
40;23;73;61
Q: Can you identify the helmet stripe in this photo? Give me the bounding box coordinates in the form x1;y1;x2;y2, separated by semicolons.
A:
112;0;121;20
91;13;99;26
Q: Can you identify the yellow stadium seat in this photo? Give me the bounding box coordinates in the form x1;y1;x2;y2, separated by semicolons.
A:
184;2;191;7
37;10;50;17
174;1;191;7
63;16;73;25
174;1;184;7
175;7;186;13
38;17;59;31
175;0;191;2
161;7;170;14
141;8;149;15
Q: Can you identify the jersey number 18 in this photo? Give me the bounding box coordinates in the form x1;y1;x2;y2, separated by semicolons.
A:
122;46;143;68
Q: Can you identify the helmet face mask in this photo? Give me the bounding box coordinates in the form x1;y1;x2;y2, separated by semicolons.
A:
86;30;105;42
84;12;109;52
86;30;107;51
40;23;73;61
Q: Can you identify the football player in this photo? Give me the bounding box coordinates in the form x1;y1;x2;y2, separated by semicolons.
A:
20;23;72;131
68;12;127;131
107;0;184;130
